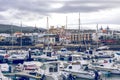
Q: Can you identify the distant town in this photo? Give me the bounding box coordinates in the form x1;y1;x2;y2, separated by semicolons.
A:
0;24;120;50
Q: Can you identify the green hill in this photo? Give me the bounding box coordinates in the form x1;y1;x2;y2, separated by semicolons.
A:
0;24;46;33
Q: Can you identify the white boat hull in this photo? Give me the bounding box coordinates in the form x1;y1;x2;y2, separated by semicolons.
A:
63;70;95;79
89;66;120;74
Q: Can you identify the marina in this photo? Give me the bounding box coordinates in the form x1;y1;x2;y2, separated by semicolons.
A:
0;45;120;80
1;25;120;80
0;0;120;80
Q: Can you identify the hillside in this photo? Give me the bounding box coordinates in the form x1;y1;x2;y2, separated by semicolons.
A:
0;24;46;33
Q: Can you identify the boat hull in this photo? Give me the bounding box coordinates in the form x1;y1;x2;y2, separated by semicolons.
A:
63;71;95;79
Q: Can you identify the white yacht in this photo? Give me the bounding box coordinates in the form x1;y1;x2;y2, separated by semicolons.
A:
89;61;120;74
32;47;57;62
7;50;29;62
15;61;42;72
114;51;120;63
36;61;62;80
93;50;114;58
62;61;97;79
0;63;10;73
0;68;11;80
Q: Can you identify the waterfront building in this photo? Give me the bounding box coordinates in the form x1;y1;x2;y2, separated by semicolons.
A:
70;30;94;44
92;26;120;44
49;26;71;44
44;34;58;45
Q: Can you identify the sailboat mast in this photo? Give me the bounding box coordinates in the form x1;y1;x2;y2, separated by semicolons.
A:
78;12;82;45
11;23;13;50
66;16;67;30
47;17;49;49
20;22;22;49
47;17;49;33
65;16;67;44
96;24;99;48
79;12;80;33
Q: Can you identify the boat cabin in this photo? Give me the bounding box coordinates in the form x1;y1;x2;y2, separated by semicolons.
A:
40;61;60;74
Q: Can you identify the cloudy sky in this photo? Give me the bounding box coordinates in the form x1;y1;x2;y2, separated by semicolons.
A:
0;0;120;29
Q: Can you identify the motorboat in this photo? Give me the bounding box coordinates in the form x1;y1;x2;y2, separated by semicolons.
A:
0;63;10;73
114;51;120;63
7;50;29;63
89;61;120;74
57;48;72;54
15;61;42;72
58;53;90;65
0;67;11;80
93;50;114;58
31;49;43;56
32;47;57;62
62;61;98;79
36;61;63;80
0;50;9;62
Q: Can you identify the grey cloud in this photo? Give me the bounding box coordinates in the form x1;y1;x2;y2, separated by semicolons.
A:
0;0;120;25
0;0;120;14
55;0;120;13
84;15;120;25
0;0;119;13
0;15;6;20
